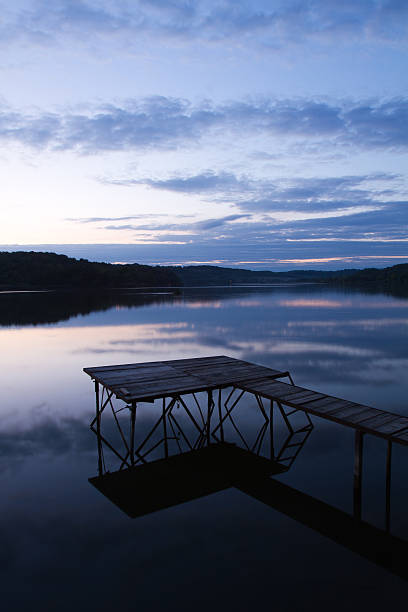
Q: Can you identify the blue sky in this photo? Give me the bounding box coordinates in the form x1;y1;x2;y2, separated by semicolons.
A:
1;0;408;269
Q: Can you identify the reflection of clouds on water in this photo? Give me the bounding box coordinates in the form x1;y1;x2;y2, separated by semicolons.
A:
234;300;264;307
1;285;408;421
280;298;408;309
354;301;408;309
279;299;349;308
288;318;408;329
0;414;93;471
252;341;380;357
184;301;223;309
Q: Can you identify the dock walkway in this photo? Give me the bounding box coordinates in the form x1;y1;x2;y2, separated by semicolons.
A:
236;377;408;447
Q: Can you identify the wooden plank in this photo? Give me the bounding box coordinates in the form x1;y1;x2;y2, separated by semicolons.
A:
91;362;256;385
167;355;233;363
241;382;300;398
112;373;203;393
85;355;234;375
297;397;342;411
338;407;379;424
357;413;397;428
199;372;285;385
181;364;285;380
178;367;251;380
96;363;175;375
275;389;322;402
243;380;303;396
92;374;183;389
94;368;184;383
228;364;284;376
173;359;241;369
285;392;327;406
324;403;367;417
394;430;408;443
304;401;356;416
116;381;213;402
92;366;180;384
267;385;309;398
165;356;236;367
108;375;201;390
232;369;286;381
114;386;201;402
234;377;293;393
325;406;369;420
252;382;340;404
188;374;244;386
374;419;408;435
240;381;324;403
84;360;168;374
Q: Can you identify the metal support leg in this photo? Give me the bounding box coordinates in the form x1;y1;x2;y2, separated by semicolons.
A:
163;398;169;458
386;440;392;533
353;430;364;520
277;401;294;435
95;381;103;476
130;401;136;466
218;389;224;442
207;390;212;446
270;400;274;461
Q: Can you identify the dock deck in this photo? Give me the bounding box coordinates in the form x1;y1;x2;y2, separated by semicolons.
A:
84;355;288;402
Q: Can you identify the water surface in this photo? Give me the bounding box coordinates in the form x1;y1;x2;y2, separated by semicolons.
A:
1;285;408;610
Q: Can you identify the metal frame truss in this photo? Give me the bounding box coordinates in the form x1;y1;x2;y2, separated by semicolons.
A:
90;380;315;477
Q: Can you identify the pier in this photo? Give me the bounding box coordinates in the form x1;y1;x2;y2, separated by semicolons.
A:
84;355;408;521
84;355;408;466
84;355;408;579
84;355;309;477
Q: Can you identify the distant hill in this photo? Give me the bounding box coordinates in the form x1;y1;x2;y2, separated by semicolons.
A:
0;251;353;289
332;263;408;292
173;265;355;286
0;251;179;289
0;250;407;291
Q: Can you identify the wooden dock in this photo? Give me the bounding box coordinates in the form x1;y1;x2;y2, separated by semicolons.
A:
84;355;408;578
84;354;408;447
84;355;408;524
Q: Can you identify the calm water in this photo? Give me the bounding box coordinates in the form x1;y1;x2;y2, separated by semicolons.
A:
1;285;408;610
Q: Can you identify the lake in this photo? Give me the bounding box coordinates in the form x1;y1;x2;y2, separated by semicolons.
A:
1;284;408;610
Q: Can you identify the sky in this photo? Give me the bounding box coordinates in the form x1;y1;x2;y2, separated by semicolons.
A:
1;0;408;270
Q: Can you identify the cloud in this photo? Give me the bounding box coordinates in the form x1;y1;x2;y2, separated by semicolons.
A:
111;171;243;193
4;1;408;49
2;96;408;154
68;214;193;223
101;213;250;233
81;170;407;249
93;202;408;248
282;201;408;242
117;170;402;213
